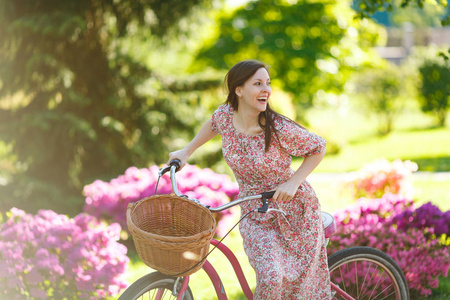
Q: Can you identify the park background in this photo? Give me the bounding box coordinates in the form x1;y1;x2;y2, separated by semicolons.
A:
0;0;449;299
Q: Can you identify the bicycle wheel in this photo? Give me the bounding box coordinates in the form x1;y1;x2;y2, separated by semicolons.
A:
118;272;194;300
328;247;409;300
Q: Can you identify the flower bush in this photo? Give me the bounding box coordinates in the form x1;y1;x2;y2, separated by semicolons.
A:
391;201;450;238
328;194;450;296
83;164;240;237
344;158;418;199
0;208;129;299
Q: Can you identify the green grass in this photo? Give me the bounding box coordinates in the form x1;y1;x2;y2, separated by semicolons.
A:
307;172;450;212
315;127;450;173
306;103;450;173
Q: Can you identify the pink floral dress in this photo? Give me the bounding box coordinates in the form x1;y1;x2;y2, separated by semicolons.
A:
210;105;331;299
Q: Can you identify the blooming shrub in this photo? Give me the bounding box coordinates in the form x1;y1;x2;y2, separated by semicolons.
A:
83;164;240;237
328;194;450;296
392;201;450;238
344;158;418;199
0;208;129;299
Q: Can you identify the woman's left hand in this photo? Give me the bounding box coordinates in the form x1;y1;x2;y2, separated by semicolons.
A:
273;179;301;202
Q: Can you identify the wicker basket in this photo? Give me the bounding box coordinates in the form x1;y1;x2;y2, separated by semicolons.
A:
127;195;217;277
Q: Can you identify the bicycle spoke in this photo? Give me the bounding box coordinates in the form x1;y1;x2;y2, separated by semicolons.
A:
155;288;165;300
360;261;372;298
118;273;193;300
339;265;347;295
375;284;396;300
362;265;390;300
329;253;407;300
355;261;362;299
360;263;377;300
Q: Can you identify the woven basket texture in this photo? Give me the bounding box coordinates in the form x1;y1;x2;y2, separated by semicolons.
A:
127;195;216;276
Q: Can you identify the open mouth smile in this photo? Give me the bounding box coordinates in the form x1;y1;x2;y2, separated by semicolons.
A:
257;97;268;103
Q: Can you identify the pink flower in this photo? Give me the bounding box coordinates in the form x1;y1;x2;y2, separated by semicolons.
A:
344;158;417;199
0;208;128;299
83;164;239;237
328;195;450;297
25;268;43;285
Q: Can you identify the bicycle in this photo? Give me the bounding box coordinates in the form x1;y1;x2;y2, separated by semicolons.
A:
119;161;410;300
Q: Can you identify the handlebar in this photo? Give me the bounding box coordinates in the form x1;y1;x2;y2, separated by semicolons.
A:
159;159;182;196
160;160;275;213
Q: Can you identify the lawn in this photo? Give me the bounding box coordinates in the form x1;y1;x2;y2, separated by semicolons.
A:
306;101;450;173
314;127;450;173
297;102;450;210
307;172;450;212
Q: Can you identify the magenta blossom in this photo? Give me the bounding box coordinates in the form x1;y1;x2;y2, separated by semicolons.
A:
328;195;450;297
83;164;240;237
0;208;129;299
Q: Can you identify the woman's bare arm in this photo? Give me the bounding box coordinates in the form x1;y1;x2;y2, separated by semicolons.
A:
274;147;327;202
167;120;218;169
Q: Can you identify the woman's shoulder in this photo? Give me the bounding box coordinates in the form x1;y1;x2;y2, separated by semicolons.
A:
212;104;233;120
216;104;232;114
273;114;294;130
211;104;233;134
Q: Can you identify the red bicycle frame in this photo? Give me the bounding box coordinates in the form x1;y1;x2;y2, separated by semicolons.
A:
173;239;355;300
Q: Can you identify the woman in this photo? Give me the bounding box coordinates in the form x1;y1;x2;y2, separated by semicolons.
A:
168;60;331;299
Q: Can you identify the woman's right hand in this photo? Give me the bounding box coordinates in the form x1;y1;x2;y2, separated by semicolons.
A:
167;149;190;170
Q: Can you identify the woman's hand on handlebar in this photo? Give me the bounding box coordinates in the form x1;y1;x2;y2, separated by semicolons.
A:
168;149;190;170
273;179;301;203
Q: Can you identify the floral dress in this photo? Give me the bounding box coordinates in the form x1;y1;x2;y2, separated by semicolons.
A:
210;105;331;299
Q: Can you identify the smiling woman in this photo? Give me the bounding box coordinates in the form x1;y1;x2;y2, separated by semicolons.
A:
233;67;271;119
228;64;272;137
168;60;332;299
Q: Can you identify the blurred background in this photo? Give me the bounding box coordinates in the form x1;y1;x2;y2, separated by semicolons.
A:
0;0;449;298
1;0;448;215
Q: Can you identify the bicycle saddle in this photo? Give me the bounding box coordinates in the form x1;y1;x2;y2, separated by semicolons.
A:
321;212;337;239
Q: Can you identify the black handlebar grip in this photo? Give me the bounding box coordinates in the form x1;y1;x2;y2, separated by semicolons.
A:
169;159;181;172
261;191;275;199
258;191;275;213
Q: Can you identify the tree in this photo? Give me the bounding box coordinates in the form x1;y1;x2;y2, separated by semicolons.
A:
353;0;450;60
353;0;450;26
418;58;450;127
0;0;216;213
353;64;406;135
193;0;383;119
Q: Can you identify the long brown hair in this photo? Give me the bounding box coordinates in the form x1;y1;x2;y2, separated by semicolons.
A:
223;60;283;151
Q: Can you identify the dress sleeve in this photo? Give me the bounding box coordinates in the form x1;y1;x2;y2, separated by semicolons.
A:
275;117;326;157
210;105;229;135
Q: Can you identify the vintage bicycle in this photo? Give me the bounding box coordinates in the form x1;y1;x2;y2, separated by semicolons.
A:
118;160;409;300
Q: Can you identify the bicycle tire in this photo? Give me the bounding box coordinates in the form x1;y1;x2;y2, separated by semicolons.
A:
118;272;194;300
328;246;409;300
330;246;410;293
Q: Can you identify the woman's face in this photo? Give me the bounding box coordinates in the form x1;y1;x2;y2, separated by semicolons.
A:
235;67;271;113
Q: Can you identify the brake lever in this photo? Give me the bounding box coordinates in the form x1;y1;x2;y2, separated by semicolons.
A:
266;208;287;216
158;165;171;177
258;191;275;213
158;159;182;176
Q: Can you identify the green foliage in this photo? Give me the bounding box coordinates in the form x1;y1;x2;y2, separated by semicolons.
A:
352;63;407;135
353;0;450;26
438;49;450;61
388;0;447;27
418;57;450;127
194;0;383;118
0;0;215;214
